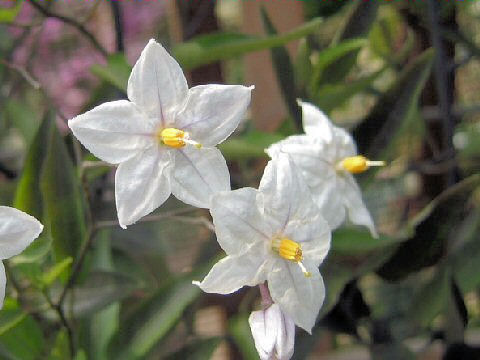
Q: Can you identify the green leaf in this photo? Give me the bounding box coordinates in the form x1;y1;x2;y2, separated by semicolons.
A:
0;1;23;23
0;300;44;360
294;38;313;96
40;257;73;288
173;18;323;70
164;338;222;360
352;49;434;157
90;230;120;360
48;331;70;360
310;39;367;93
228;314;258;360
108;270;204;360
63;271;137;318
378;174;480;281
91;54;131;92
332;227;401;254
40;115;87;260
13;114;54;265
314;69;384;113
320;1;379;85
260;7;301;129
5;100;40;147
408;266;450;327
449;208;480;293
14;114;52;219
219;131;284;160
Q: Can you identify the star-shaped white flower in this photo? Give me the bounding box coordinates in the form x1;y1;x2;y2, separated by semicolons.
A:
69;39;253;228
195;154;331;332
0;206;43;308
249;303;295;360
266;101;383;237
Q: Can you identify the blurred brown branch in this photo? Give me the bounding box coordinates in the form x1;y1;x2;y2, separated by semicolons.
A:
29;0;109;57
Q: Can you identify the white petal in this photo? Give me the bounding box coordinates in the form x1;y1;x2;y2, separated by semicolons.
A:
284;215;331;267
298;100;333;142
314;179;346;231
274;305;296;360
249;303;295;360
171;146;230;209
0;206;43;259
0;262;5;309
210;188;270;255
268;260;325;333
332;127;357;160
342;175;378;237
175;84;253;146
259;153;313;233
68;100;154;164
115;146;172;228
128;39;188;126
249;307;277;360
195;243;268;294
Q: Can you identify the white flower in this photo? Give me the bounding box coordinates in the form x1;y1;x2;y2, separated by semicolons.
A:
0;206;43;308
194;153;331;332
266;101;383;237
69;39;253;228
249;303;295;360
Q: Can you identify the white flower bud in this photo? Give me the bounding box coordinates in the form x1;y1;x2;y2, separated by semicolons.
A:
249;304;295;360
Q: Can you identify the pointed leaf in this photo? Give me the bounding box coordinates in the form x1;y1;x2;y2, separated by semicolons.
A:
108;269;205;360
173;18;323;70
40;115;87;260
353;49;434;157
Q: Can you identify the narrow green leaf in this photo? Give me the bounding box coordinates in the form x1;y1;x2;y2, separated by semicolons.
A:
377;174;480;281
353;49;435;157
13;114;53;264
40;257;73;288
40;115;87;260
310;39;367;93
260;7;301;129
315;69;384;113
408;266;450;327
5;100;40;147
332;227;401;254
63;271;137;318
48;331;70;360
173;18;323;70
320;1;379;85
90;230;120;360
228;314;258;360
218;131;284;160
14;114;52;219
0;300;44;360
91;54;131;92
108;270;205;360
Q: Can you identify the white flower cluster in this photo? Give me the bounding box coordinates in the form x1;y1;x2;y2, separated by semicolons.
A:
1;40;381;359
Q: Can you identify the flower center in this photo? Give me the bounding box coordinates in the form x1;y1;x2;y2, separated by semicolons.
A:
271;237;311;277
157;128;202;149
337;155;385;174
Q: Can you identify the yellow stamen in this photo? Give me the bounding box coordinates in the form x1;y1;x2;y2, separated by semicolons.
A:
271;237;311;277
338;155;385;174
159;128;186;148
158;128;202;149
